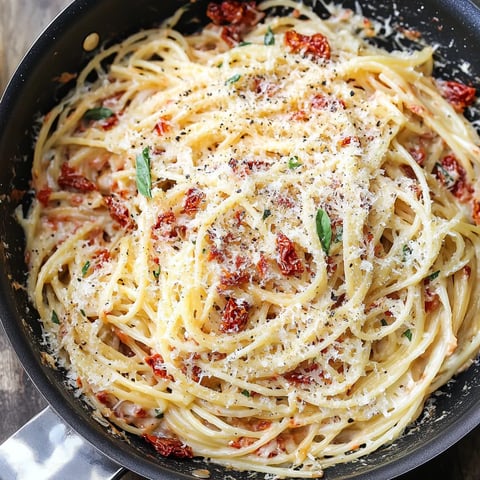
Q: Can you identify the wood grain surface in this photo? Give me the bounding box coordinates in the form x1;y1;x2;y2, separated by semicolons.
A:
1;1;479;479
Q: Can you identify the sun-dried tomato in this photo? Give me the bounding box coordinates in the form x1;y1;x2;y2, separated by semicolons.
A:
276;232;304;276
207;1;264;46
424;287;440;313
37;187;52;206
145;353;174;381
183;188;205;214
143;434;193;458
311;94;345;111
220;267;250;289
58;163;97;192
284;30;331;60
152;211;181;239
473;199;480;225
284;362;319;385
438;80;476;113
93;248;111;269
154;117;171;136
435;154;473;203
409;145;426;166
104;195;135;230
96;391;116;407
207;1;261;26
100;114;119;131
154;211;176;229
339;135;361;148
229;436;257;449
252;76;278;97
220;297;250;333
256;254;269;280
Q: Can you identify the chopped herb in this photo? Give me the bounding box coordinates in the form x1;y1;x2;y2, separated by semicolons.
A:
153;265;161;279
381;319;388;327
241;389;250;397
402;329;413;341
225;73;241;85
334;225;343;243
51;310;60;325
83;107;114;121
238;41;252;47
428;270;440;281
316;208;332;254
81;260;90;276
154;409;164;418
402;244;412;262
434;162;456;188
262;209;271;220
264;26;275;45
80;309;86;317
136;147;152;198
288;156;301;169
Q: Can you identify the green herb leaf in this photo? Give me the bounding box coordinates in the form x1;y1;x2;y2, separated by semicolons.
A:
51;310;60;325
83;107;114;121
80;309;86;317
136;147;152;198
264;26;275;46
153;265;161;279
428;270;440;281
154;409;164;418
238;41;252;47
334;225;343;243
316;208;332;254
225;73;241;85
262;209;271;220
434;162;456;189
288;156;301;169
402;244;412;262
380;319;388;327
241;389;250;397
81;260;90;276
402;329;413;341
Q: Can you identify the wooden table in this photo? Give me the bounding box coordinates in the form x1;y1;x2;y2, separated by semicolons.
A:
1;1;480;479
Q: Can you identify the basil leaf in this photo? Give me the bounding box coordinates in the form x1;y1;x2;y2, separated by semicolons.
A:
81;260;90;276
226;73;241;85
51;310;60;325
288;156;301;169
264;26;275;46
153;265;161;279
402;329;413;341
428;270;440;281
241;389;250;397
316;208;332;254
83;107;114;121
136;147;152;198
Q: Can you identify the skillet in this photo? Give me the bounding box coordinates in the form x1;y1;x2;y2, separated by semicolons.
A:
1;0;480;478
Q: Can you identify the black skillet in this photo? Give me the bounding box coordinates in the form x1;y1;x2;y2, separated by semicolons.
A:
1;0;480;478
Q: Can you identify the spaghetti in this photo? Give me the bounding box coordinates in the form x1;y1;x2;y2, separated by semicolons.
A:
18;0;480;477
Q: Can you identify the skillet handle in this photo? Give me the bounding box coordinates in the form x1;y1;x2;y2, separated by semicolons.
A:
0;406;126;480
